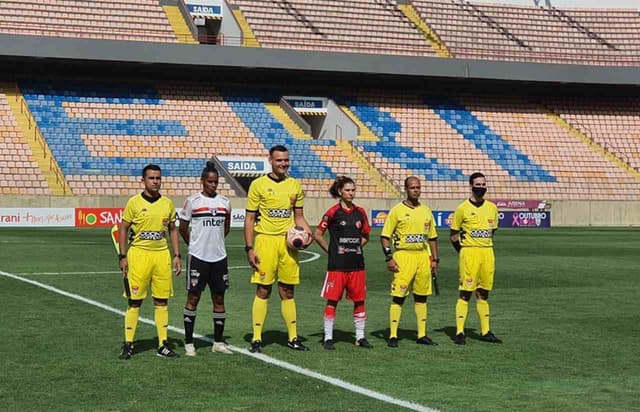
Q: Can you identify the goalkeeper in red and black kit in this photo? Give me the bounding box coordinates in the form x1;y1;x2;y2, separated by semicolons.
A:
314;176;372;350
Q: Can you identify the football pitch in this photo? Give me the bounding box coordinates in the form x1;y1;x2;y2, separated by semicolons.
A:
1;227;638;411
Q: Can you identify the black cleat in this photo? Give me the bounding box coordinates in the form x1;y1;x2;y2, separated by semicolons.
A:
287;337;310;351
355;338;373;349
454;333;466;345
119;342;133;360
416;336;438;346
479;331;503;344
156;341;180;358
387;337;398;348
249;340;262;353
323;339;336;350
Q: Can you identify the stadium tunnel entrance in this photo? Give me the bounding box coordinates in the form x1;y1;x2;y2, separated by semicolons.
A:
282;96;358;140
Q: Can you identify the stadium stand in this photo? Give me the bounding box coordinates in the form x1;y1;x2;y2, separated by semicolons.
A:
546;97;640;172
411;0;640;66
13;79;640;200
0;0;178;43
0;90;51;195
226;0;438;56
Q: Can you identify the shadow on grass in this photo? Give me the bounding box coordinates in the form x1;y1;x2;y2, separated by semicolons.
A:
370;327;419;344
308;329;358;344
434;325;480;341
131;336;183;354
242;330;310;348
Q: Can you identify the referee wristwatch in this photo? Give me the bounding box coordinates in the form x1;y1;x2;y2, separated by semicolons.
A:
118;254;127;261
245;245;254;252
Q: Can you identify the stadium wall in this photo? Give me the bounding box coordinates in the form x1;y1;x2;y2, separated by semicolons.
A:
1;35;640;86
0;196;637;226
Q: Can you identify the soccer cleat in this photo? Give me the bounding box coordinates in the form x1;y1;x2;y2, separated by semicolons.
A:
157;341;180;358
249;340;262;353
416;336;438;346
454;333;466;345
287;337;310;351
479;331;503;344
387;337;398;348
355;338;373;349
212;342;233;354
184;343;196;357
118;342;133;360
323;339;336;350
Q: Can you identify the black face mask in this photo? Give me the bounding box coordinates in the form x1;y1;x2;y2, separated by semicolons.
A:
472;187;487;198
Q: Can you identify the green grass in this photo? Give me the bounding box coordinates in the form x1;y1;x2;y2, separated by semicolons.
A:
0;227;638;411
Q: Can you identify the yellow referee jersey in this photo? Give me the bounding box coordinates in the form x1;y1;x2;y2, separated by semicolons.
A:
381;202;437;253
246;174;304;235
451;199;498;248
122;194;176;251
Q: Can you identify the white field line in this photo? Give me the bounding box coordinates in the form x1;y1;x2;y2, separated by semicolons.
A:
0;269;436;412
18;249;322;276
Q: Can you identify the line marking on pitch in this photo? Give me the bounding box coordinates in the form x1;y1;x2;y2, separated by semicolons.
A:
17;250;322;276
0;269;436;412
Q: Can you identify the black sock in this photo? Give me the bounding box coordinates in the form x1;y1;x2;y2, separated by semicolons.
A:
213;311;226;343
184;308;197;344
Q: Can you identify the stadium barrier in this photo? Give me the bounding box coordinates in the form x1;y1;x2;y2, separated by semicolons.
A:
1;200;639;227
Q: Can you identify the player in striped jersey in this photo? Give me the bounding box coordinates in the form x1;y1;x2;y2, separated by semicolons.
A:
179;162;232;356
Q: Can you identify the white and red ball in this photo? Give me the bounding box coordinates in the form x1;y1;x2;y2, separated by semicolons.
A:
286;226;310;250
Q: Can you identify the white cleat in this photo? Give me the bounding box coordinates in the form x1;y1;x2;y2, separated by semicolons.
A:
184;343;196;357
212;342;233;354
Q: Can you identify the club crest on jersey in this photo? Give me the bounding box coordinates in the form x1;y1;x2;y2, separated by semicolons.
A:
190;270;200;288
339;220;346;226
355;221;362;229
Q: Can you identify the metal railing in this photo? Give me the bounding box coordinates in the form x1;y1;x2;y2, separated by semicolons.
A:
15;86;71;195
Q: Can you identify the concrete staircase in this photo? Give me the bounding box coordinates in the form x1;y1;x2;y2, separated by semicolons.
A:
1;83;73;195
163;5;199;44
339;105;379;141
265;103;312;139
232;8;260;47
398;4;452;58
335;139;402;197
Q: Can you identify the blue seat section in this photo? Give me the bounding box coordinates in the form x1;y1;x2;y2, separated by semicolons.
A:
343;98;466;181
427;98;556;182
20;80;207;177
221;90;333;179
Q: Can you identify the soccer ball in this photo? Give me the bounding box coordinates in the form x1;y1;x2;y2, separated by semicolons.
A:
286;226;310;250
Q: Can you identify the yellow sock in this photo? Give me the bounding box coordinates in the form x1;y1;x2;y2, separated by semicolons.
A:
389;303;402;338
252;296;268;342
456;299;469;335
280;298;297;341
154;305;169;347
124;306;139;343
415;302;427;339
477;299;490;336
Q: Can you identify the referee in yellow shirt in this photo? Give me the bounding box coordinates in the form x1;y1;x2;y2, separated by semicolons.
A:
244;145;313;353
381;176;439;348
118;164;182;359
450;172;502;345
